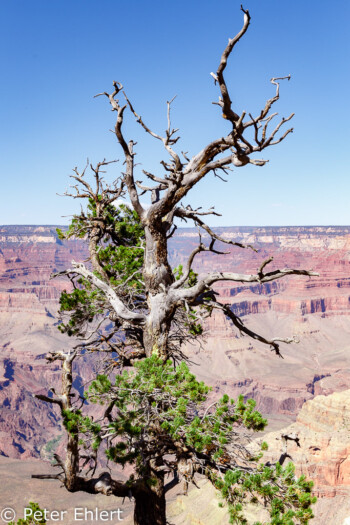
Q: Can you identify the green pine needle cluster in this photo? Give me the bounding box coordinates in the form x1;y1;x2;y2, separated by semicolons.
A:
62;356;316;523
9;503;46;525
213;462;316;524
58;284;103;336
57;202;144;336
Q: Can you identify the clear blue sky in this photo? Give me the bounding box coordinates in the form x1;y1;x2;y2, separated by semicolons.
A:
0;0;349;226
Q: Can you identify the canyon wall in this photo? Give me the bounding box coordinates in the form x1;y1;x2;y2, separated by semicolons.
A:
1;225;350;460
174;227;350;429
256;389;350;524
0;226;88;458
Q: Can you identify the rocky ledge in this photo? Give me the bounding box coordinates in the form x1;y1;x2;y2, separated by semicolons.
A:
257;390;350;523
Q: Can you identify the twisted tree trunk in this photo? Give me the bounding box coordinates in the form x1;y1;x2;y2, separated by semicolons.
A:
143;291;174;358
143;223;175;359
143;224;173;292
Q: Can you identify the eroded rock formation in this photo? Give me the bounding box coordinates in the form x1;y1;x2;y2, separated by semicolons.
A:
1;225;350;460
255;390;350;524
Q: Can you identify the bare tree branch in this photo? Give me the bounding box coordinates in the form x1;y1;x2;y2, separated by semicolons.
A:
175;205;257;252
123;91;182;171
173;263;318;303
215;6;251;125
212;301;299;357
95;82;144;218
54;262;146;325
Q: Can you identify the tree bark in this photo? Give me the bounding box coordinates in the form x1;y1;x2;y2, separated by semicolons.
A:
143;291;174;358
61;352;80;491
134;477;167;525
142;221;175;359
89;223;109;280
143;224;173;292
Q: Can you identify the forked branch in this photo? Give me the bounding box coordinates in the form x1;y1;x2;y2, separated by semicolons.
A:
175;205;257;252
53;262;146;326
215;5;251;125
172;258;318;302
212;301;299;357
95;82;144;218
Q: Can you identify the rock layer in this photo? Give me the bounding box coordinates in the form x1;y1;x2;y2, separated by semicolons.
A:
1;225;350;459
257;390;350;524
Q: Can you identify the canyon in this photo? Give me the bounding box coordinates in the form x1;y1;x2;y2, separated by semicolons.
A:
1;224;350;523
256;389;350;524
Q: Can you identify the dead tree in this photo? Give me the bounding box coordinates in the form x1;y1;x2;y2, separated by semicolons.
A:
53;6;315;362
33;7;318;525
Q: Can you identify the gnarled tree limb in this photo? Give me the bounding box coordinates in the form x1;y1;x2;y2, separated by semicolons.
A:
211;301;299;357
54;262;146;326
171;261;318;303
